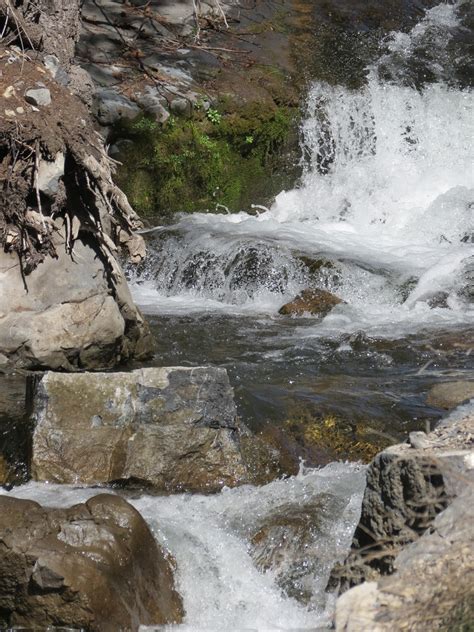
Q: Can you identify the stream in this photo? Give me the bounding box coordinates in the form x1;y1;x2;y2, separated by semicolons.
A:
129;0;474;450
0;1;473;630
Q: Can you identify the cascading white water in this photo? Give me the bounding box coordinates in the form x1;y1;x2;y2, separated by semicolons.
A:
0;462;366;631
131;0;473;337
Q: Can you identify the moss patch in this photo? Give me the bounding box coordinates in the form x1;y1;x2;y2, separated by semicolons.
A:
112;100;299;219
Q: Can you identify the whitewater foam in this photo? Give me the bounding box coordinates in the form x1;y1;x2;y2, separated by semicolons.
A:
0;462;366;631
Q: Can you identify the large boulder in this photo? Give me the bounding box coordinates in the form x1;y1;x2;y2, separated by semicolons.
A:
30;366;253;492
335;487;474;631
0;493;183;631
330;408;474;591
279;289;344;317
0;231;152;370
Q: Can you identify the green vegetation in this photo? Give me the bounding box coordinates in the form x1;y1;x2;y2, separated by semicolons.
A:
112;101;299;219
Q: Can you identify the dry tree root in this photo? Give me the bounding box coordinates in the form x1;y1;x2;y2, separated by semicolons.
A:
0;0;145;285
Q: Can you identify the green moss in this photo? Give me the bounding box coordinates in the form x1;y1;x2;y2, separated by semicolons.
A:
112;101;299;219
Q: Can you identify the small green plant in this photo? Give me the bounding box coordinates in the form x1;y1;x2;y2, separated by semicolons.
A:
113;101;299;218
198;133;217;150
131;117;159;133
206;107;222;125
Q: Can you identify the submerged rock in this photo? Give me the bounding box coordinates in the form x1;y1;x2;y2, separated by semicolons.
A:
30;367;253;492
426;380;474;409
250;494;346;606
279;288;344;316
0;493;183;631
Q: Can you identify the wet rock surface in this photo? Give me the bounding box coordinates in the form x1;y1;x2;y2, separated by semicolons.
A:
250;494;346;605
31;367;255;491
0;375;29;488
426;380;474;409
0;493;183;631
279;288;344;316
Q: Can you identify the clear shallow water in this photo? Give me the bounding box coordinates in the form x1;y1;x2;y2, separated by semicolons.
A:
0;462;366;631
146;315;473;441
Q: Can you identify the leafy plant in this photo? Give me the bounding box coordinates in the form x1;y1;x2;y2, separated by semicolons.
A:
206;107;222;125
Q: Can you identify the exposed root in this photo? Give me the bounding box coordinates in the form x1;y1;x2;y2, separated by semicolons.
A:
0;0;145;281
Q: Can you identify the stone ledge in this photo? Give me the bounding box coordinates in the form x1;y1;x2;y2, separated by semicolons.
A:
30;367;252;491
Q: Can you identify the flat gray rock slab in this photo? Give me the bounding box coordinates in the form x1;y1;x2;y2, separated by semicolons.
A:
31;366;250;492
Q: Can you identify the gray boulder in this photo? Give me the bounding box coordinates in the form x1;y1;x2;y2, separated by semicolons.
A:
136;91;170;123
93;88;141;125
335;487;474;631
0;226;152;370
170;96;192;117
30;366;252;492
330;409;474;591
0;494;183;631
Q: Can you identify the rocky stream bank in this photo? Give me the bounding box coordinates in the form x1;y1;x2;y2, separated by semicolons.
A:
0;369;472;630
1;0;473;629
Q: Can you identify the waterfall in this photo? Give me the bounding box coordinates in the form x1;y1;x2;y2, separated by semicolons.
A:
130;0;473;338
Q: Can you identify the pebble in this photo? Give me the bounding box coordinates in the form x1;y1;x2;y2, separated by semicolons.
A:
24;87;51;107
409;431;432;449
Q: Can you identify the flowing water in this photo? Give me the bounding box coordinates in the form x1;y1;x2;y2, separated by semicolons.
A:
0;462;366;631
1;1;473;629
129;0;474;443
